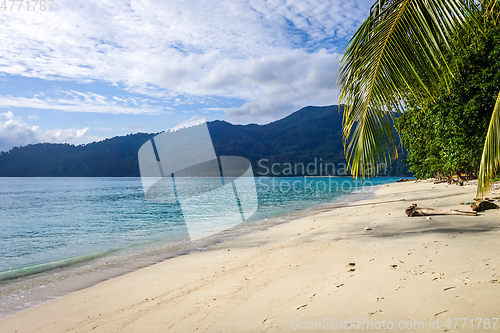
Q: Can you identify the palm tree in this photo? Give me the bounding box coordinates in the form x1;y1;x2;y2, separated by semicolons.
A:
338;0;499;198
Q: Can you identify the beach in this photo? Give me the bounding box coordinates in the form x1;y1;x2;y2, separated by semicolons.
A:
1;180;499;332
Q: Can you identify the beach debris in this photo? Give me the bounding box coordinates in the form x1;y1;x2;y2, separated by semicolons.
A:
296;304;308;310
470;200;499;212
443;286;456;291
397;178;415;182
364;227;372;231
426;217;432;220
434;310;449;317
405;204;477;217
460;202;476;205
348;262;356;267
368;310;383;316
450;178;464;186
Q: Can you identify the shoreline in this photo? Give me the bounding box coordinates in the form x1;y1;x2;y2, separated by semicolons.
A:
2;179;499;332
0;179;383;319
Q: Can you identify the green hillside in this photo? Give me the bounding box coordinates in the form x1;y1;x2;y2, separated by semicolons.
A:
0;105;410;177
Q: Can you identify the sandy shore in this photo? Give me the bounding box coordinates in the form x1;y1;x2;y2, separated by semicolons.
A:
1;180;500;332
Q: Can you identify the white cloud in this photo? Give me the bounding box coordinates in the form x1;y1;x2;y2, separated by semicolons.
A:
97;127;113;132
0;92;167;115
218;49;341;123
0;111;40;152
42;127;89;143
1;111;14;120
0;111;89;152
28;114;39;120
173;115;206;131
0;0;372;122
202;107;225;113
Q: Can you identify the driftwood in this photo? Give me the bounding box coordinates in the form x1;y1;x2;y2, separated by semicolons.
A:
397;178;415;183
405;204;477;217
449;178;463;186
433;178;463;185
470;201;499;212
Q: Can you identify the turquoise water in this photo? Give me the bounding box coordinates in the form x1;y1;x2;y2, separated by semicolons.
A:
0;176;400;317
0;178;188;279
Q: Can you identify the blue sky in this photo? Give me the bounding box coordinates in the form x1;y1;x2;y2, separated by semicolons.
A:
0;0;373;152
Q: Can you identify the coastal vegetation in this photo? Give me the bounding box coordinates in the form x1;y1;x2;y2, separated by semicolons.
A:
339;0;500;197
396;21;500;180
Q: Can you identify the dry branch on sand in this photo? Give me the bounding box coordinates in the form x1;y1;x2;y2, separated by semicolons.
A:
405;204;477;217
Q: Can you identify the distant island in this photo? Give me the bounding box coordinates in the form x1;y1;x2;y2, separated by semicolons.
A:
0;105;410;177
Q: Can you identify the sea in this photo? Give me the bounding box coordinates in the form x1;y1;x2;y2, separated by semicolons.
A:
0;176;401;318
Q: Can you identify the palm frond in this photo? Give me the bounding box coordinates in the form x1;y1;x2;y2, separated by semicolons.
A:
338;0;475;178
479;0;500;22
477;91;500;198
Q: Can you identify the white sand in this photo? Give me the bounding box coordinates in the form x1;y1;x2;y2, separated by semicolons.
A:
1;180;500;332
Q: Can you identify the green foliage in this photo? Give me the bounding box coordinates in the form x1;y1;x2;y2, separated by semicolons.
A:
338;0;500;196
396;108;442;178
396;24;500;179
338;0;475;178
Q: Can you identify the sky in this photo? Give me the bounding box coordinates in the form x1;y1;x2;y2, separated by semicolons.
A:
0;0;373;152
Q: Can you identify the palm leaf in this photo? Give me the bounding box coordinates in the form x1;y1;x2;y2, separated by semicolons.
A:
477;91;500;198
338;0;475;178
479;0;500;24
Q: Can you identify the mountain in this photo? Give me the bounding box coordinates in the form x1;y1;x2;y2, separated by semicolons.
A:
0;105;410;177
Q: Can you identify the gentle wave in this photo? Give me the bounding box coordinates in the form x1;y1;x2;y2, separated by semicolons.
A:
0;249;118;282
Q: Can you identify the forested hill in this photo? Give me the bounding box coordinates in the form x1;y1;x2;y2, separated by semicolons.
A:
0;105;410;177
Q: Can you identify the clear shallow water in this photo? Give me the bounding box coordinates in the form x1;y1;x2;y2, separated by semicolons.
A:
0;176;400;317
0;178;187;277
